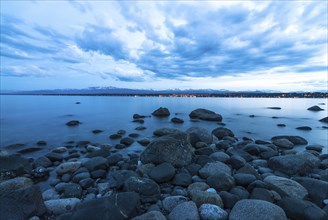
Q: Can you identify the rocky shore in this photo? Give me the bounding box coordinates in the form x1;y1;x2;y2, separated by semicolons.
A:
1;107;327;220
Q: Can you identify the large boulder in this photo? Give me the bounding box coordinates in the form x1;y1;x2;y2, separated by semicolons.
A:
277;197;327;220
229;199;287;220
152;107;170;117
45;198;81;215
189;108;222;122
140;133;193;167
186;126;213;146
212;127;234;140
63;192;140;220
264;176;308;199
292;177;328;208
149;162;176;183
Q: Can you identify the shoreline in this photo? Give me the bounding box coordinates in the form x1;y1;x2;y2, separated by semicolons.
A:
1;108;327;219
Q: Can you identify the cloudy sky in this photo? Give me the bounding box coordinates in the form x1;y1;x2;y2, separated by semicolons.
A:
0;0;327;92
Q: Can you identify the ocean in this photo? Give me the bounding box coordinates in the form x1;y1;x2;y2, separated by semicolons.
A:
1;95;327;155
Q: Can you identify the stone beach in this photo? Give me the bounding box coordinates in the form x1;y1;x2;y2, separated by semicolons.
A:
0;106;327;220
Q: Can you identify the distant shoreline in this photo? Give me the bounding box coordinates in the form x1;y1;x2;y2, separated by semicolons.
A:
1;92;327;98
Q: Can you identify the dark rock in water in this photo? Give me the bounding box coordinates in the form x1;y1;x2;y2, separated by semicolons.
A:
271;135;308;145
229;199;287;220
267;107;281;110
75;102;80;104
135;126;146;130
124;176;160;202
186;126;213;146
37;140;47;146
92;129;104;134
212;127;234;139
268;153;319;176
66;120;80;126
168;201;200;220
277;197;327;220
128;133;140;138
45;152;64;162
272;138;294;149
152;107;170;117
34;156;52;168
137;138;150;146
132;119;144;124
277;124;286;127
86;145;111;158
133;114;146;119
84;156;108;172
292;177;328;208
319;117;328;123
0;155;32;180
171;117;184;124
140;132;193;167
296;126;312;131
120;137;134;146
107;153;123;165
0;182;46;219
249;115;255;118
109;133;122;139
63;192;140;220
149;162;176;183
307;105;324;111
153;128;183;136
17;147;42;154
306;145;323;152
189;108;222;121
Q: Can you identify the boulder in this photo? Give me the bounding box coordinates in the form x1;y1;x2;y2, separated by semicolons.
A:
319;117;328;123
162;196;188;212
149;162;176;183
229;199;287;220
190;190;224;207
124;176;160;203
186;126;213;146
277;197;327;220
271;135;308;145
66;120;80;126
120;137;134;146
56;162;81;175
171;172;192;187
140;133;193;167
307;105;324;111
153;128;183;137
296;126;312;131
45;198;80;215
168;201;200;220
0;155;32;180
199;204;228;220
207;173;235;191
132;211;166;220
152;107;170;117
171;117;184;124
212;127;234;140
272;138;294;149
264;176;308;199
84;156;108;172
65;192;139;220
189;108;222;121
199;161;231;179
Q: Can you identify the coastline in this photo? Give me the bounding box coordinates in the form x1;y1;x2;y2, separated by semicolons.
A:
1;107;327;219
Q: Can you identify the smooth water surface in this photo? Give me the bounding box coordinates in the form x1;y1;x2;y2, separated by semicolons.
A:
1;95;327;155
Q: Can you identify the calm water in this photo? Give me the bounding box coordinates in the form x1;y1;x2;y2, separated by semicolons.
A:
1;95;327;155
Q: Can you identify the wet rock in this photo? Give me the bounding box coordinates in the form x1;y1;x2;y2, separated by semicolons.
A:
132;211;166;220
153;128;183;136
186;126;213;146
107;153;123;165
132;119;144;124
306;145;324;152
128;133;140;138
272;138;294;149
33;156;52;168
86;145;111;158
133;114;146;119
18;147;42;154
109;133;122;139
42;188;60;201
199;161;231;179
45;152;64;162
189;108;222;122
168;201;200;220
124;176;160;203
149;162;176;183
135;126;146;130
172;172;192;187
319;117;328;123
307;105;324;111
267;107;281;110
60;183;82;199
190;190;224;207
250;188;273;202
277;124;286;127
0;154;32;179
210;152;230;163
140;132;193;167
187;182;210;194
84;156;108;172
228;155;246;169
212;127;234;139
207;173;235;191
45;198;81;216
199;203;228;220
171;117;184;124
296;126;312;131
79;178;95;189
271;135;308;145
66;120;80;126
264;176;308;199
152;107;170;117
120;137;134;146
229;199;287;220
234;173;257;187
92;129;104;134
56;161;82;175
162;196;188;212
219;191;239;209
137;138;150;146
277;197;327;220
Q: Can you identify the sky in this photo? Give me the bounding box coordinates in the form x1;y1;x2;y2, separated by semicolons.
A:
0;0;327;92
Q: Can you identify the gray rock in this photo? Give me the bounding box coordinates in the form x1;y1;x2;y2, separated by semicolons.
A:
190;190;224;207
72;172;90;183
296;126;312;131
306;145;324;152
56;161;81;175
162;196;188;212
186;126;213;146
0;155;32;179
250;188;273;202
45;152;63;162
79;178;95;189
137;138;150;146
189;108;222;122
188;182;210;194
42;188;60;201
84;156;108;172
271;135;308;145
171;172;192;187
168;201;200;220
219;191;239;209
120;137;134;146
230;186;250;200
107;153;123;165
149;162;176;183
207;173;235;191
171;117;184;124
152;107;170;117
199;161;231;179
45;198;80;215
153;128;183;137
292;177;328;208
140;133;193;167
199;203;228;220
61;183;83;198
319;116;328;123
277;197;327;220
132;211;166;220
212;127;234;140
63;192;139;220
124;176;160;203
272;138;294;149
228;155;246;169
264;176;308;199
233;173;257;187
0;177;33;193
34;156;52;168
210;152;230;163
307;105;324;111
229;199;287;220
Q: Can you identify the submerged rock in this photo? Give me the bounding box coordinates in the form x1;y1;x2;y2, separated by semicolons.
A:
66;120;80;126
296;126;312;131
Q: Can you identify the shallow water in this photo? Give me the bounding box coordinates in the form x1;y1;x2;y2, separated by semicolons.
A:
1;95;327;156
